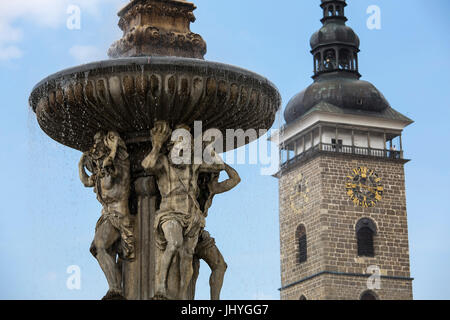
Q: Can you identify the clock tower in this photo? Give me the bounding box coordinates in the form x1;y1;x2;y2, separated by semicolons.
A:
275;0;414;300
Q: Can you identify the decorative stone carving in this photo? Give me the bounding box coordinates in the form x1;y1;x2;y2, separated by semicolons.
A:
79;131;135;300
108;0;206;59
30;57;280;153
109;27;206;59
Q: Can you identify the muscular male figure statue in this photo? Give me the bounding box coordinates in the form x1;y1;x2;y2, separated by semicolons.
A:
189;164;241;300
79;131;135;300
141;121;224;300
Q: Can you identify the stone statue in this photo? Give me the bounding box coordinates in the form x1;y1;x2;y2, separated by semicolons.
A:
141;121;224;300
78;131;135;300
189;164;241;300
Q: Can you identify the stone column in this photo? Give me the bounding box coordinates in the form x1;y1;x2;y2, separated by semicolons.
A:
123;175;159;300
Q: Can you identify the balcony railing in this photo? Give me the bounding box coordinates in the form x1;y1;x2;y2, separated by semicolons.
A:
282;143;403;168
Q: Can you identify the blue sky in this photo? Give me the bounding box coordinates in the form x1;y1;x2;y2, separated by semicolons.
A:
0;0;449;300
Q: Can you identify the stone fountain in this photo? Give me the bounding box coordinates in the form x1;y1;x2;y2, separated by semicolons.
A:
29;0;280;300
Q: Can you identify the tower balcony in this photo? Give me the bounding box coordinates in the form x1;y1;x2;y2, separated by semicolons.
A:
281;142;404;170
278;123;407;170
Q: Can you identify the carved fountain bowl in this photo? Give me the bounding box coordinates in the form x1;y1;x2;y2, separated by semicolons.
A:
29;56;281;152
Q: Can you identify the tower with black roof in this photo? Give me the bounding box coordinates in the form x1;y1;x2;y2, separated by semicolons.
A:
275;0;414;300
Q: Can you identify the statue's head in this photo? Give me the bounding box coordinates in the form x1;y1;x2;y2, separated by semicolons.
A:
90;132;108;160
167;124;193;164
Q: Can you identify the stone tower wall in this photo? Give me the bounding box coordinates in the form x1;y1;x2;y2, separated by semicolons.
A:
279;153;413;300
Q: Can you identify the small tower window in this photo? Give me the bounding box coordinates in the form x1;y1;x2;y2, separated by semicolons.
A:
356;218;377;257
327;5;334;17
299;295;308;300
314;53;321;73
296;224;307;264
323;49;336;71
360;290;378;300
339;49;351;70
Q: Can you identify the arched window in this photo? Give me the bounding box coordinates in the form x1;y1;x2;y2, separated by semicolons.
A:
296;224;307;263
360;290;378;300
356;218;377;257
335;6;343;16
327;5;334;17
350;52;355;70
354;55;359;71
314;53;321;73
323;49;336;71
339;49;351;70
299;295;308;300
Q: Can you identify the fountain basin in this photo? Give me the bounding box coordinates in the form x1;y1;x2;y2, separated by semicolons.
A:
29;56;281;152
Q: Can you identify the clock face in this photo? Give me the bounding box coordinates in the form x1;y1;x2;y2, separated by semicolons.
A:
289;173;310;214
346;167;383;208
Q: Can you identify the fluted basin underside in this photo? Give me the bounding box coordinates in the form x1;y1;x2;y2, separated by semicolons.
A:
30;56;281;152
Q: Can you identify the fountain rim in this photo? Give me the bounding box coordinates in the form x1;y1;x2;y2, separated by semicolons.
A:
29;56;281;111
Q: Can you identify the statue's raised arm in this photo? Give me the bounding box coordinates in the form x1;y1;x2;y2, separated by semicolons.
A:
141;121;172;172
79;153;95;188
210;163;241;195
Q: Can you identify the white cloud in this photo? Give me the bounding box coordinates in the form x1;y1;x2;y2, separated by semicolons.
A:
0;21;23;43
0;45;23;61
69;45;105;64
0;0;125;61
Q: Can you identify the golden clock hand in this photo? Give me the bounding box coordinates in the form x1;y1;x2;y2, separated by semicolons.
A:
359;184;377;190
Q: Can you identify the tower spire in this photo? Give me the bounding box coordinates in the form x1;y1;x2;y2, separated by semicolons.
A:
320;0;348;24
310;0;360;80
